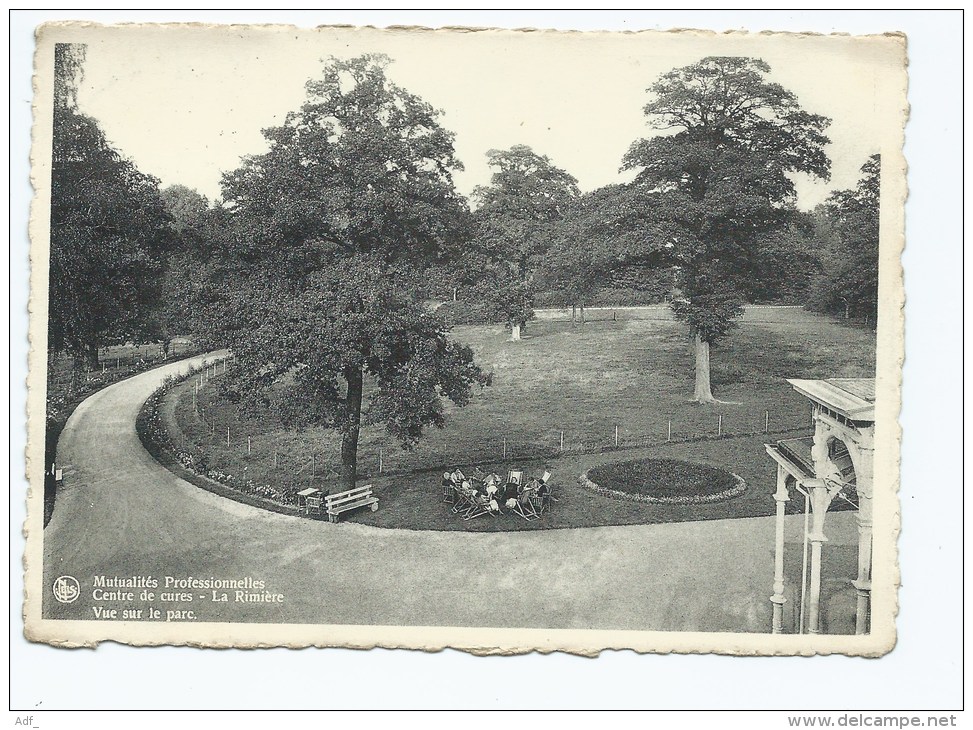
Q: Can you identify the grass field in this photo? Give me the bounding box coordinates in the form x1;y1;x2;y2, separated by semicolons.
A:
166;307;875;531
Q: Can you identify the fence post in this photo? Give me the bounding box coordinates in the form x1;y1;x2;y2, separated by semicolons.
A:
718;414;723;437
765;410;770;434
560;431;564;452
311;454;315;479
379;448;384;474
502;437;507;460
247;436;251;455
667;420;672;442
226;426;230;447
614;425;619;448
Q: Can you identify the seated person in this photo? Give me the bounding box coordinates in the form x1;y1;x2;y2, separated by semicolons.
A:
450;467;466;485
441;471;452;488
499;480;520;504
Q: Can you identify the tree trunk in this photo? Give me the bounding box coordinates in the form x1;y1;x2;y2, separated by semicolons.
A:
571;304;576;323
580;303;585;325
340;365;364;491
162;337;172;359
84;342;99;371
693;332;716;403
510;323;521;341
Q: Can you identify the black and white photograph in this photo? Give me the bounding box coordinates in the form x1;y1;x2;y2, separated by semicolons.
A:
24;20;909;659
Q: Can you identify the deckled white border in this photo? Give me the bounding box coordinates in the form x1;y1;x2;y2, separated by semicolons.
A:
24;23;906;656
17;11;962;708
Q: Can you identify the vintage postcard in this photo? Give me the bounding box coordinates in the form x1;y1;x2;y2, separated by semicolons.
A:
25;22;907;655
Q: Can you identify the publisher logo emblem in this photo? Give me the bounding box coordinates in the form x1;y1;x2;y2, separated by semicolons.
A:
53;575;80;604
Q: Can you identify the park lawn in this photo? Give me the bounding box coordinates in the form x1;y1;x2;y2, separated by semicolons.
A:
170;307;874;530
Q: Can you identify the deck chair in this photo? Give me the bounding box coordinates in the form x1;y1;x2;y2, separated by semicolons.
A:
452;483;475;516
441;472;455;503
512;485;540;521
463;492;499;520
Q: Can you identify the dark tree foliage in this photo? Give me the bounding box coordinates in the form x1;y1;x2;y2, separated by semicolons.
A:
471;145;580;337
210;55;486;490
145;186;220;355
807;155;881;322
622;56;832;401
49;43;172;372
159;184;209;235
542;184;670;322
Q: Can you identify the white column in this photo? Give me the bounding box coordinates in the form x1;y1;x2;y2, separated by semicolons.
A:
806;479;832;634
771;465;791;633
852;442;874;635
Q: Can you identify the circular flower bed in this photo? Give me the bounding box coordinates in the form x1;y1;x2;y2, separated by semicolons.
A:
581;458;746;505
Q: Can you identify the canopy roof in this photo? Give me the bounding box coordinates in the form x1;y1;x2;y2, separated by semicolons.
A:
786;378;875;422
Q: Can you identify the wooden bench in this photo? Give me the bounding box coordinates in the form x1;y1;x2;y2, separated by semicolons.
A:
325;485;379;523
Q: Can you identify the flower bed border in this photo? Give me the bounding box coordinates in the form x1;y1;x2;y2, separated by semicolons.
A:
136;368;304;517
579;464;747;505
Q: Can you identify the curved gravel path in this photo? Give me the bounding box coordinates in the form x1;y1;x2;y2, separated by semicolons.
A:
42;353;857;634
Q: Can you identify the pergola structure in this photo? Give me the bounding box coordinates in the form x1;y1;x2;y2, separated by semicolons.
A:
764;378;875;635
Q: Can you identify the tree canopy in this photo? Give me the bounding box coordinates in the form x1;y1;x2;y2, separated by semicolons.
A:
209;54;486;489
49;43;172;370
470;145;579;336
808;154;881;321
541;183;669;319
622;56;832;400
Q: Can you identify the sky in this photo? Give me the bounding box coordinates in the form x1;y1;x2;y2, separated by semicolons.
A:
67;24;906;211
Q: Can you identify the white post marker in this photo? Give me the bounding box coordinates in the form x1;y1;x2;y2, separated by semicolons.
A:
765;410;770;433
614;425;619;448
502;437;507;460
226;426;230;447
667;420;672;442
247;436;251;455
560;430;564;451
718;414;723;437
379;448;384;474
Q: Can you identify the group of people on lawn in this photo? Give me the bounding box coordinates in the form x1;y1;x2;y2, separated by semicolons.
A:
442;466;552;520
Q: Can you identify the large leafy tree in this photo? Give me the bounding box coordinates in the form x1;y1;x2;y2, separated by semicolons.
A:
623;57;831;402
213;54;485;490
808;155;880;322
49;43;172;372
146;185;218;356
542;183;669;322
471;145;579;339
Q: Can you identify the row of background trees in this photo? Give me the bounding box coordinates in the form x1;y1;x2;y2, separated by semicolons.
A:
49;48;881;487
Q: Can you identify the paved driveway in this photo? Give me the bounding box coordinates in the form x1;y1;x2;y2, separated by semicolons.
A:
42;354;858;635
